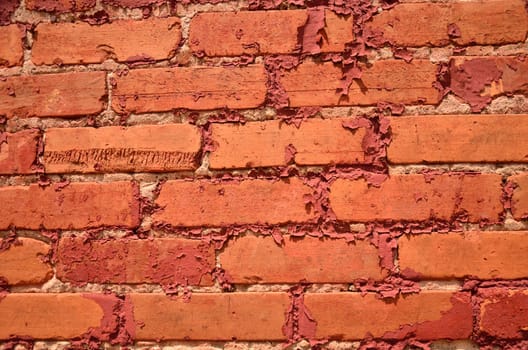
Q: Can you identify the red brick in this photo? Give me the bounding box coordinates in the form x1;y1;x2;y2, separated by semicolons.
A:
479;289;528;339
189;9;352;56
366;0;528;47
102;0;163;8
153;178;314;227
26;0;95;12
0;24;24;67
32;18;181;65
399;232;528;280
388;114;528;164
0;129;39;175
0;293;118;339
0;237;52;285
210;118;367;169
130;293;289;340
0;72;106;119
511;173;528;220
0;181;139;230
57;237;214;286
219;235;384;283
304;291;472;340
329;174;503;222
43;124;200;173
112;65;266;113
449;56;528;111
281;60;439;107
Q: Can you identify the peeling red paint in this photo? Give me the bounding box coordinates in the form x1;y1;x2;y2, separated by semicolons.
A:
0;0;18;23
282;285;318;344
301;8;326;55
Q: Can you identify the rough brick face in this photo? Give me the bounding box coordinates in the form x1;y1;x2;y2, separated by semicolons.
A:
57;237;214;286
479;289;528;339
304;292;473;340
210;118;368;169
329;174;503;222
281;60;439;107
25;0;95;12
0;129;39;174
153;179;315;227
0;294;118;339
189;9;353;56
130;293;289;340
366;0;528;47
219;235;385;283
0;237;53;285
43;124;201;173
0;182;139;230
0;72;106;119
388;114;528;164
510;173;528;220
399;232;528;280
0;24;24;67
32;18;181;65
112;65;266;113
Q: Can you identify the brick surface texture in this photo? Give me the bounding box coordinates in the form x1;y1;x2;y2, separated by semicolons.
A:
1;0;527;348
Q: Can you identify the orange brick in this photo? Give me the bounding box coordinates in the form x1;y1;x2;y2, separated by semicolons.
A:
511;173;528;220
219;235;384;283
366;0;528;47
112;65;266;113
43;124;200;173
32;18;181;65
388;115;528;164
189;9;352;56
210;118;367;169
153;178;314;227
479;289;528;339
0;72;106;119
0;237;53;285
130;293;289;340
0;293;118;339
26;0;95;12
305;292;472;340
0;129;39;175
0;24;24;67
281;60;439;107
57;237;214;286
0;181;140;230
329;174;503;222
399;232;528;280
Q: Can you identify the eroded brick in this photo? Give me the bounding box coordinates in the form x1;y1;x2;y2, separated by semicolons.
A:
26;0;95;12
0;24;24;67
511;173;528;220
0;129;39;175
479;289;528;339
0;237;52;285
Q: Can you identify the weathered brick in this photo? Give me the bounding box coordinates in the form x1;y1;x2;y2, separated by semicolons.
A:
210;118;367;169
0;293;119;339
112;65;266;113
102;0;163;8
57;237;214;286
449;56;528;112
189;9;352;56
511;173;528;220
0;129;39;175
388;115;528;164
0;237;52;285
479;289;528;339
130;293;289;340
0;181;140;230
43;124;200;173
0;24;24;67
329;174;503;222
153;178;314;227
281;60;439;107
0;0;19;26
0;72;106;119
32;18;181;65
26;0;95;12
366;0;528;47
304;292;472;340
219;235;384;283
399;232;528;280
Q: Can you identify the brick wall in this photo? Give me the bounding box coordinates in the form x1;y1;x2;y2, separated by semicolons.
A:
1;0;528;349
